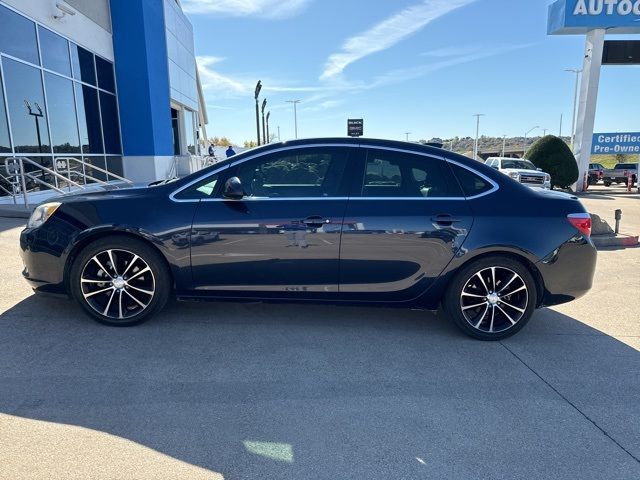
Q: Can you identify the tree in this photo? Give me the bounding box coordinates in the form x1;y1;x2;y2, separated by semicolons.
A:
525;135;578;189
243;140;258;148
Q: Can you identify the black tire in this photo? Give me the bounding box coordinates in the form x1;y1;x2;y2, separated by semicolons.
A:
443;256;537;341
604;181;611;187
69;235;171;326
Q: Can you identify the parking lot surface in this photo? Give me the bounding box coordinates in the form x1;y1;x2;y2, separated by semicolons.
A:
0;193;639;480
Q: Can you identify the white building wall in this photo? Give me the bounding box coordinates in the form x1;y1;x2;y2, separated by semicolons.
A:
1;0;113;61
164;0;198;112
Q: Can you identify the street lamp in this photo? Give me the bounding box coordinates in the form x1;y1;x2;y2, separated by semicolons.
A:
261;99;267;145
286;100;301;139
565;68;582;149
523;126;540;156
473;114;485;160
404;132;411;142
24;100;44;152
254;81;262;146
266;111;271;144
501;134;507;157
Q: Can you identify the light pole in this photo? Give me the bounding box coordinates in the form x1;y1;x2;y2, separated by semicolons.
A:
277;126;281;141
266;111;271;143
543;128;548;136
565;68;582;149
501;134;507;157
404;132;411;142
559;113;563;137
254;81;262;146
473;114;485;161
523;126;540;157
261;99;267;145
24;100;44;152
286;100;301;139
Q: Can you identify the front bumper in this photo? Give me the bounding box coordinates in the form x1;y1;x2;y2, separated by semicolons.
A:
20;227;68;295
537;235;597;307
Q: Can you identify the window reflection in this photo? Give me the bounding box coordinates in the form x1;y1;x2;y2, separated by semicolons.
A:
45;73;80;153
183;110;196;155
106;156;123;179
70;44;96;86
75;83;103;154
0;5;39;65
3;58;51;153
99;92;121;154
39;26;71;76
0;70;11;153
95;56;115;93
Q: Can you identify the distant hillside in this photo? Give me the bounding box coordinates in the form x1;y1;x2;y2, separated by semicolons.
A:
420;136;572;156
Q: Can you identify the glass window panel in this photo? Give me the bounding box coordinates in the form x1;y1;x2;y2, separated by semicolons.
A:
99;92;121;154
0;70;11;153
183;110;196;155
0;5;39;65
38;26;71;76
95;56;115;93
75;83;103;153
362;150;457;198
45;73;80;153
105;156;123;179
449;163;493;197
235;147;349;198
70;44;96;85
3;59;50;153
84;156;106;182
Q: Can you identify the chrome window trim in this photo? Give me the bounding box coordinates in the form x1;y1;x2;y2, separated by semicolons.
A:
169;142;499;203
169;143;360;203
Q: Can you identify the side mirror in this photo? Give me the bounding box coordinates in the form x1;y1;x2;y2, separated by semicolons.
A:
223;177;244;200
537;168;543;172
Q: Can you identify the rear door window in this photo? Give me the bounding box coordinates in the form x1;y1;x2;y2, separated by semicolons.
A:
448;162;494;197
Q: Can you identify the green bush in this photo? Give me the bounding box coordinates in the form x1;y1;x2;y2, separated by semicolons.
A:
525;135;579;189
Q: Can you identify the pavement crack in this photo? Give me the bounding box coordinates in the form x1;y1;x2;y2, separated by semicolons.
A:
500;341;640;465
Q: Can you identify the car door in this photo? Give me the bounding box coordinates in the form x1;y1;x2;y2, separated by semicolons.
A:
186;145;355;298
339;147;474;302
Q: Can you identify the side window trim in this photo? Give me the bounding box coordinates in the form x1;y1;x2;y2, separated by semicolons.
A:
170;144;360;202
445;158;500;199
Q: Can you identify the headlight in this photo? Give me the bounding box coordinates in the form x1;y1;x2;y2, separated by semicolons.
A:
545;174;551;182
508;172;520;181
27;202;61;228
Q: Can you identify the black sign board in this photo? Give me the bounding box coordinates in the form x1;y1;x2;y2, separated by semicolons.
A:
347;118;364;137
602;40;640;65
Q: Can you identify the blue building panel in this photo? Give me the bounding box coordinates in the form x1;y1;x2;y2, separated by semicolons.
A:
548;0;640;35
110;0;173;156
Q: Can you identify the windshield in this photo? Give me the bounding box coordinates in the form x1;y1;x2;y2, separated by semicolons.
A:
502;160;537;170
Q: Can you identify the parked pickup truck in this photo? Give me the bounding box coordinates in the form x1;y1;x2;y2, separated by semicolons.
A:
603;163;638;187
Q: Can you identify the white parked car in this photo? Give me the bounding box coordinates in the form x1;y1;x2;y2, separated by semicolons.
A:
485;157;551;190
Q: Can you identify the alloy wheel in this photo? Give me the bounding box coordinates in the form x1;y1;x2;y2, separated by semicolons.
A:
80;249;155;320
459;266;528;334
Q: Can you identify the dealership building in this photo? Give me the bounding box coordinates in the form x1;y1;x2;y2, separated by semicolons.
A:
0;0;208;193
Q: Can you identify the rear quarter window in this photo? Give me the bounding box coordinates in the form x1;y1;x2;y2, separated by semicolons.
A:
448;163;494;197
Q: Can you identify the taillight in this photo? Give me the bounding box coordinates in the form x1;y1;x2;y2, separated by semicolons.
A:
567;213;592;237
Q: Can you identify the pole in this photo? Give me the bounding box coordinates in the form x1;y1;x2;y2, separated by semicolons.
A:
254;81;262;146
523;126;539;157
266;111;270;144
261;99;267;145
473;114;484;161
287;100;301;139
405;132;411;142
559;113;563;137
566;68;582;148
573;29;605;192
543;128;548;136
277;126;281;141
501;135;507;157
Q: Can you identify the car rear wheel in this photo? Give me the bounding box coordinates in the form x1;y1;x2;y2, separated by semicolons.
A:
70;236;170;326
444;256;537;340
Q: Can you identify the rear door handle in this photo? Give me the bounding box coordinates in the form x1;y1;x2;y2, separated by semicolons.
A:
303;216;331;226
431;214;461;225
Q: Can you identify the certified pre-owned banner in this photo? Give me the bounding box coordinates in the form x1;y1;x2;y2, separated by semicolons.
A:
591;132;640;154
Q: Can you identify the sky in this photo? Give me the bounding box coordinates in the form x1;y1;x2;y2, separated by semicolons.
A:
183;0;640;145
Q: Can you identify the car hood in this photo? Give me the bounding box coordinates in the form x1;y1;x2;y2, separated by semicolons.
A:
48;182;154;204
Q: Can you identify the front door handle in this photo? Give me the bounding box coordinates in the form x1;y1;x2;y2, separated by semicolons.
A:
431;214;461;226
303;216;331;227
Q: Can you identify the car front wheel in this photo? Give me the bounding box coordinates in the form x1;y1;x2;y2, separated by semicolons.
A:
70;236;170;326
444;256;537;340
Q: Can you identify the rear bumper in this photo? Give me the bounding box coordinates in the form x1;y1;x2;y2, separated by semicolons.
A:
537;235;597;307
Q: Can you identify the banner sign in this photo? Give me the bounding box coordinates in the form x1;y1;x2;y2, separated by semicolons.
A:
347;119;364;137
548;0;640;35
591;132;640;154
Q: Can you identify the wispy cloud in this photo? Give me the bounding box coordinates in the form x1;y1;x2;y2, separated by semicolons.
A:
182;0;312;19
197;56;250;96
320;0;476;80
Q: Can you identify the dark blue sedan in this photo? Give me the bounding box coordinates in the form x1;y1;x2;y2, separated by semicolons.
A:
19;138;596;340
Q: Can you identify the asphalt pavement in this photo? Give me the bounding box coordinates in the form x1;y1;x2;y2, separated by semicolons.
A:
0;195;638;480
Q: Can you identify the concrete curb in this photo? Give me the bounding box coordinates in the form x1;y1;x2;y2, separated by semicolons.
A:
591;234;639;248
